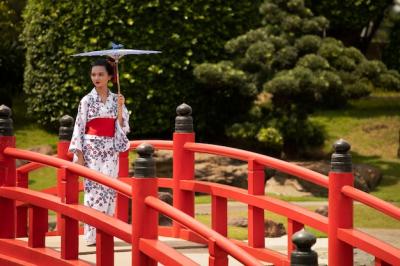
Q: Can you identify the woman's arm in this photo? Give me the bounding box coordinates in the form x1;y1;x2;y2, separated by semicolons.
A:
117;94;125;127
69;97;89;164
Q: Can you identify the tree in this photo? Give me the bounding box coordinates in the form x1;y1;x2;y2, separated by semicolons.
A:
306;0;393;54
194;0;400;157
22;0;262;135
382;9;400;73
0;0;26;107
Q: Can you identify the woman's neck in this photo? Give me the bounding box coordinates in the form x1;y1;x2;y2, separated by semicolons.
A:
95;87;108;103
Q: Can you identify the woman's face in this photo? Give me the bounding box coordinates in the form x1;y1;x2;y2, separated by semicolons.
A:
91;65;111;89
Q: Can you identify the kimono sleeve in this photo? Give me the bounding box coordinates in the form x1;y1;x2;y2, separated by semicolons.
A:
114;105;130;152
69;98;88;154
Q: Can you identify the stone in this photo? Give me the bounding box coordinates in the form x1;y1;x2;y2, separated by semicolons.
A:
228;217;286;238
228;217;248;227
158;191;173;226
265;220;286;238
315;205;328;217
353;163;382;192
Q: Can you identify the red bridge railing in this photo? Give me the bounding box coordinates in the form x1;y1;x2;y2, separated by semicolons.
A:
1;103;400;265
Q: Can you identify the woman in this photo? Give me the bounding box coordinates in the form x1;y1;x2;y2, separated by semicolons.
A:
69;58;130;246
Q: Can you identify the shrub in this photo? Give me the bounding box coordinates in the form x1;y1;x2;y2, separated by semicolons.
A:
194;0;400;156
22;0;262;136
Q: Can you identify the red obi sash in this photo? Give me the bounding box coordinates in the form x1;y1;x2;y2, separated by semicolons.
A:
85;118;115;137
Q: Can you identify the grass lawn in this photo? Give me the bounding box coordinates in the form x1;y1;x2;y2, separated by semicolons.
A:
310;92;400;202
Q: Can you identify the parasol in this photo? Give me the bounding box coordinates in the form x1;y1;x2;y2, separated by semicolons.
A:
72;42;161;95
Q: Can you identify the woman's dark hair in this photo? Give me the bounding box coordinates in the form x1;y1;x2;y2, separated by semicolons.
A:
91;58;114;76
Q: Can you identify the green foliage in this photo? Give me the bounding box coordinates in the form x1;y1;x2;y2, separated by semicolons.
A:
306;0;390;31
256;127;283;154
0;0;26;106
295;35;321;55
194;0;400;156
383;14;400;75
22;0;262;135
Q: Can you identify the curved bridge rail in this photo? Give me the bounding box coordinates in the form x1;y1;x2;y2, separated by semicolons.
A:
1;103;399;266
127;137;400;265
1;146;262;265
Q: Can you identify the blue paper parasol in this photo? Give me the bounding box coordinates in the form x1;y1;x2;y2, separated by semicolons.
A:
72;42;161;95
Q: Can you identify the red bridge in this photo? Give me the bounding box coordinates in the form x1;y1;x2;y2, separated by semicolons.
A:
0;103;399;265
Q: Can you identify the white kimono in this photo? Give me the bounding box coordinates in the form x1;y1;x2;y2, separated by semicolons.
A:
69;88;130;245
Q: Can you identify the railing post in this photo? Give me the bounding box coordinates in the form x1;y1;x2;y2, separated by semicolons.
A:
287;219;304;255
132;143;158;266
60;166;79;260
0;105;16;239
116;150;130;222
172;103;195;237
15;170;28;237
248;159;265;248
209;237;228;266
211;195;228;265
328;139;354;266
97;229;114;266
28;206;47;247
57;115;74;234
290;230;318;266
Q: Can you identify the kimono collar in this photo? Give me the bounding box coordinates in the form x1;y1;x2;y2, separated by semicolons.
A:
90;88;111;103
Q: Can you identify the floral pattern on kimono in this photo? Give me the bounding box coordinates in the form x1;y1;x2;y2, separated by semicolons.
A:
69;88;130;245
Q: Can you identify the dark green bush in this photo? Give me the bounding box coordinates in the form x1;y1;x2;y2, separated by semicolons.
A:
193;0;400;156
295;35;321;55
0;0;25;107
383;14;400;74
22;0;262;136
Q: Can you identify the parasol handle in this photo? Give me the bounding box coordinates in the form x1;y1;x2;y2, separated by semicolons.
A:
115;59;120;96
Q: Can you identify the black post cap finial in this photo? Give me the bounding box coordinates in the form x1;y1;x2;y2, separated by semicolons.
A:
175;103;193;133
0;105;14;136
134;143;156;178
59;115;74;141
331;139;352;172
291;230;318;266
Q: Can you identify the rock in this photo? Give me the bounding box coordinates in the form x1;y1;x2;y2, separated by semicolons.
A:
16;145;55;167
158;191;173;226
315;205;328;217
229;217;286;238
229;217;248;227
274;161;383;195
265;220;286;238
353;164;382;192
266;177;312;197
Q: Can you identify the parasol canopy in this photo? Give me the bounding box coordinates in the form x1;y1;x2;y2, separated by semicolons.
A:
72;42;161;94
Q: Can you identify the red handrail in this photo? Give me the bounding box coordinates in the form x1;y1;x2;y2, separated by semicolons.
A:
4;147;131;197
184;142;329;188
17;153;74;174
17;161;47;174
341;185;400;221
129;140;173;151
0;187;132;243
338;228;400;265
180;180;328;233
144;196;263;266
134;140;329;188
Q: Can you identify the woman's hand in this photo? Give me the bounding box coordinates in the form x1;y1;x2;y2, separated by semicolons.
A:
117;94;125;127
118;94;125;108
76;150;85;166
